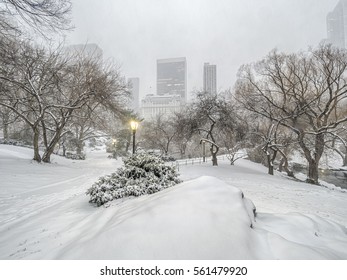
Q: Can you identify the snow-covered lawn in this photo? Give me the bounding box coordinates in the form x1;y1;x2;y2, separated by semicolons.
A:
0;144;346;259
179;160;347;226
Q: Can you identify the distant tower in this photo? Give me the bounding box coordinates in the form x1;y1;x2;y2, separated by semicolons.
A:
157;57;187;102
203;63;217;94
64;43;103;62
128;78;140;113
327;0;347;48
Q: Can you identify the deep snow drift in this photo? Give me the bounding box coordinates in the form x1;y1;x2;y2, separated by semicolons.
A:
0;144;346;259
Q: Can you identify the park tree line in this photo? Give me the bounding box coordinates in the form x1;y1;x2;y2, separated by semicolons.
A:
0;39;130;162
0;0;131;162
137;45;347;185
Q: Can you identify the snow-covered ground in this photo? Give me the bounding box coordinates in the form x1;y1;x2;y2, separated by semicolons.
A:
0;144;346;259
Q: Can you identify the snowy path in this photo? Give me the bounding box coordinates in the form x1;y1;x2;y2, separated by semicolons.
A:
0;145;120;259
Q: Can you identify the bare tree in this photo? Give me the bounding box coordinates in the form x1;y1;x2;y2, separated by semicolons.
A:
259;121;295;176
0;40;128;162
39;55;128;163
235;45;347;184
216;94;249;165
0;40;67;161
189;92;224;166
171;110;195;159
141;114;178;156
0;0;72;37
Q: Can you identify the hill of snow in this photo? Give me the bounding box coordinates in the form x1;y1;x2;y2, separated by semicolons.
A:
0;144;346;259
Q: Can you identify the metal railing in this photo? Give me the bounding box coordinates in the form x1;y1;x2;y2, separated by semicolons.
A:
171;155;227;170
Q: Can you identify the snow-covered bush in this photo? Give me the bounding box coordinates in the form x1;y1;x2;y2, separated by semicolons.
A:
65;152;86;160
0;138;31;148
87;152;182;206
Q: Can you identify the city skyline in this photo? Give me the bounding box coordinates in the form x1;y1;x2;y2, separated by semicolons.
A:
64;0;337;100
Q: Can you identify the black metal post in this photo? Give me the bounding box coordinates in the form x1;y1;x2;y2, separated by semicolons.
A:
132;130;136;154
202;141;206;162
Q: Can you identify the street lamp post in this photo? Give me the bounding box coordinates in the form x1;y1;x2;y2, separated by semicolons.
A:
130;120;139;154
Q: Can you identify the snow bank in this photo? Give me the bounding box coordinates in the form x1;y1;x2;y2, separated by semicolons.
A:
1;145;347;260
53;176;258;259
49;176;347;260
256;213;347;259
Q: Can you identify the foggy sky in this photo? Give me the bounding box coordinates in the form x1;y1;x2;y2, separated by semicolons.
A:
64;0;337;99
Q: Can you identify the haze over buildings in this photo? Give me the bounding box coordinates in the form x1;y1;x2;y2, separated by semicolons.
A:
156;57;187;102
127;77;140;113
140;94;182;120
63;0;340;121
66;0;335;100
327;0;347;48
141;57;186;120
203;63;217;95
64;43;103;62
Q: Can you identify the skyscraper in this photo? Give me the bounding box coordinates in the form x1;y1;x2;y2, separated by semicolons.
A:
327;0;347;48
157;57;187;101
64;43;103;62
140;94;182;120
128;78;140;113
203;63;217;94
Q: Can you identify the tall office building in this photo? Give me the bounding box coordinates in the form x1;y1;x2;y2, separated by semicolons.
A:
128;77;140;113
203;63;217;94
157;57;187;101
64;43;103;62
140;94;182;120
327;0;347;48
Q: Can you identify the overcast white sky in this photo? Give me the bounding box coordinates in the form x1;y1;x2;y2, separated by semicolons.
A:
64;0;337;99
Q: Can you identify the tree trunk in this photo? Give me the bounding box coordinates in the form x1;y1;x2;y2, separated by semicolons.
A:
265;149;277;175
181;143;187;159
42;126;65;163
278;157;284;172
230;158;235;165
343;150;347;167
212;153;218;166
76;140;84;155
210;145;218;166
306;159;319;184
278;150;295;177
267;158;274;175
298;133;324;185
1;111;10;140
266;153;274;175
42;144;55;163
33;128;41;162
62;144;66;157
3;122;9;140
41;120;48;149
76;129;84;155
306;133;325;184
